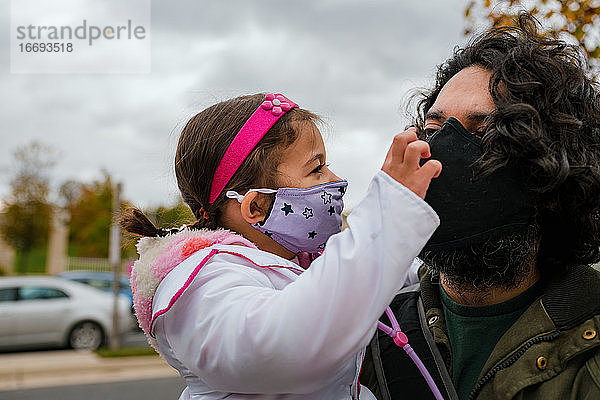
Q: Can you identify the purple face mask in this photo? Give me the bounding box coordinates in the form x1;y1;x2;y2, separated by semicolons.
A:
226;180;348;254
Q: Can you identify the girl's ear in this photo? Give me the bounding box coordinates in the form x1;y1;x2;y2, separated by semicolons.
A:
239;191;270;224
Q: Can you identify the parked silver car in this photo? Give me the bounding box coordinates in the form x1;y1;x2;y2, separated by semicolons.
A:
0;276;135;351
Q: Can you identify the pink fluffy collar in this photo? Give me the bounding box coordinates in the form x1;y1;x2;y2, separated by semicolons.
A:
130;228;257;349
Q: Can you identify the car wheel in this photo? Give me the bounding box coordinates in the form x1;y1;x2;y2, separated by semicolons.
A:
68;321;104;350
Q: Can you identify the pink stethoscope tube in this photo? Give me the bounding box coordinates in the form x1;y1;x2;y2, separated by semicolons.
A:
377;307;445;400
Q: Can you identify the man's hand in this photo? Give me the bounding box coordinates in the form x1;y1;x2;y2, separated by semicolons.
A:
381;127;442;199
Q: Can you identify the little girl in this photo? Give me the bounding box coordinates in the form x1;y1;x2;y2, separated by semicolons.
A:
121;93;442;399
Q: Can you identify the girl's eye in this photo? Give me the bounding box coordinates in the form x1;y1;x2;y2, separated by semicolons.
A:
311;163;329;174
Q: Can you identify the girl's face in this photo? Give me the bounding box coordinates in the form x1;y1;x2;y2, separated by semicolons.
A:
276;120;341;188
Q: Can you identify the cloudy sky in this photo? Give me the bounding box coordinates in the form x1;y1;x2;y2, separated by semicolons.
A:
1;0;472;210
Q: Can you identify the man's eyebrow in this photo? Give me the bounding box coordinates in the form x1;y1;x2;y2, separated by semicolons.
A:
466;112;493;122
425;110;446;121
425;110;493;124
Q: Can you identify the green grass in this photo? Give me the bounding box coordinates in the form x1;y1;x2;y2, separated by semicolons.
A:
94;346;158;358
13;247;47;274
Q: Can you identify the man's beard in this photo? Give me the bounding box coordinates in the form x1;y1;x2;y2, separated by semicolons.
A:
420;225;540;292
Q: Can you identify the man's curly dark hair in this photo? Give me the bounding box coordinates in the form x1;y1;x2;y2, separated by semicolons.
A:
415;14;600;274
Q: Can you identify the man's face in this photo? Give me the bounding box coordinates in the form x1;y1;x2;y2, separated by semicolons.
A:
424;65;494;137
419;65;539;291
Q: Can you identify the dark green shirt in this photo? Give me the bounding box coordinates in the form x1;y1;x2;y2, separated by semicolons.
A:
440;282;542;400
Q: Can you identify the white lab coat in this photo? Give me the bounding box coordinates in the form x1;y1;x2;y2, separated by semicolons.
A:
149;171;439;399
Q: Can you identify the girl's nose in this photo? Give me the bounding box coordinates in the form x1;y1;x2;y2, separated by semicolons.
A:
327;168;341;182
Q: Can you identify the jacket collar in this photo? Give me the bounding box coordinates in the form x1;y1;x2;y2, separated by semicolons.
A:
418;263;600;332
542;264;600;330
418;263;600;399
130;228;256;350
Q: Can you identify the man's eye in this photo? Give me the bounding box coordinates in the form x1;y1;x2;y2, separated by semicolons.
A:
422;128;439;139
472;129;485;138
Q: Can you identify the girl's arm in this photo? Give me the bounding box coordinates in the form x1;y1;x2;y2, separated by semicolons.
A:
155;169;439;394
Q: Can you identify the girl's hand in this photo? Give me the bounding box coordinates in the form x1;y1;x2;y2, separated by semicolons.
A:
381;127;442;199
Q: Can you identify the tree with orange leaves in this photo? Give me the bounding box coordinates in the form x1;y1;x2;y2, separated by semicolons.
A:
465;0;600;74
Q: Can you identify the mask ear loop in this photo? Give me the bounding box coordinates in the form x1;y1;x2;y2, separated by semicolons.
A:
226;188;278;203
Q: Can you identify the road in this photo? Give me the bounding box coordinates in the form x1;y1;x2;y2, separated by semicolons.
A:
0;330;181;394
1;377;186;400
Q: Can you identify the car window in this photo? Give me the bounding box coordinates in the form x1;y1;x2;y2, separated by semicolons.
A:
81;279;112;291
19;286;69;301
0;288;17;302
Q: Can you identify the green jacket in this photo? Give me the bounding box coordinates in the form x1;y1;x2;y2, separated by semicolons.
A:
361;264;600;400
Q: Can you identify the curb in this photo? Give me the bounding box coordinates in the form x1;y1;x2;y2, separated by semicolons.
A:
0;350;179;391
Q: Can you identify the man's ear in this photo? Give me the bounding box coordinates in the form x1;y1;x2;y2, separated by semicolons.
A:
239;191;270;224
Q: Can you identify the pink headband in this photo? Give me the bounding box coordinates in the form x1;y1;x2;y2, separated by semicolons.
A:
209;93;299;204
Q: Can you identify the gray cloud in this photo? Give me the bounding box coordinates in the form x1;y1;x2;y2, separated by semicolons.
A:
1;0;469;209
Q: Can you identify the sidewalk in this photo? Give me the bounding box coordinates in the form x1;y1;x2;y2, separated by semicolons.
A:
0;349;179;391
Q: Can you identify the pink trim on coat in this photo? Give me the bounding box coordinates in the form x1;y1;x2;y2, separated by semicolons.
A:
149;249;306;331
130;229;257;349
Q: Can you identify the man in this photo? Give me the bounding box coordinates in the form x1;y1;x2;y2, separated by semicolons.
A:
361;14;600;400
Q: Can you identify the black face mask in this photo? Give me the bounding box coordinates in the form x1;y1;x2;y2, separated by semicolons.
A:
423;117;535;250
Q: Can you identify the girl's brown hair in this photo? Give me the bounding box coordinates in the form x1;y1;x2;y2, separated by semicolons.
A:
121;93;319;237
